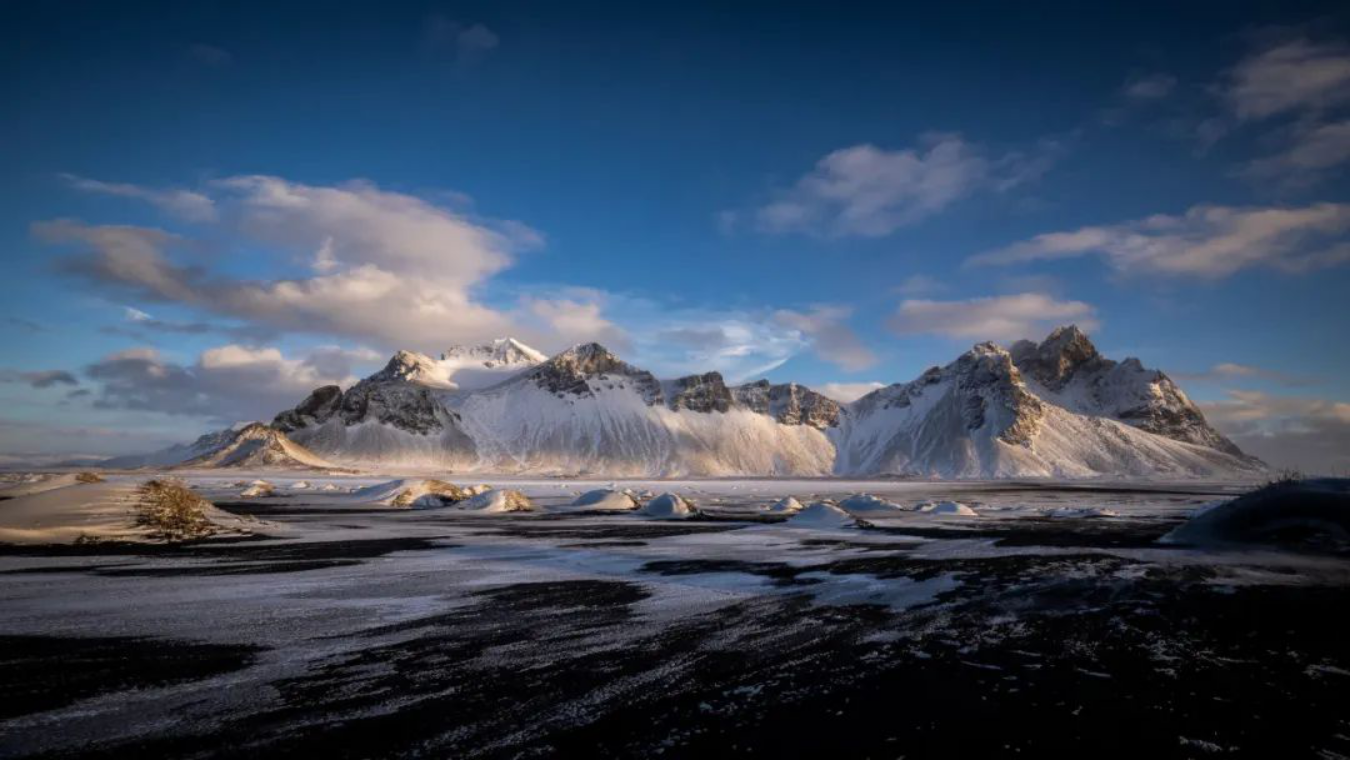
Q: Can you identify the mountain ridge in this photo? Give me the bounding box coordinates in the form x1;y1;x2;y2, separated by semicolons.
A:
118;327;1265;479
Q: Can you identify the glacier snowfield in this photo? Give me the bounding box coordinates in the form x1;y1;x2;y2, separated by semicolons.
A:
2;474;1349;757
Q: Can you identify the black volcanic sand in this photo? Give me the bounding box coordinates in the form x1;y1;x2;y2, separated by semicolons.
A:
1;514;1348;758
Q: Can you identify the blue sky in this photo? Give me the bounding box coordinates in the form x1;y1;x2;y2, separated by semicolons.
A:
2;1;1349;471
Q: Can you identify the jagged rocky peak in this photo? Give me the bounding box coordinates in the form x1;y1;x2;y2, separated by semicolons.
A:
668;372;733;413
1010;324;1106;391
530;343;663;403
441;337;546;367
952;342;1044;445
732;380;842;428
370;350;445;385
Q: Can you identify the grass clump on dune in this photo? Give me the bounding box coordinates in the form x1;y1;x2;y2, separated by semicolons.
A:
136;479;218;540
75;472;104;484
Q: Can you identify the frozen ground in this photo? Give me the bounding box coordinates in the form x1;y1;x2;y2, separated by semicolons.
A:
1;472;1348;757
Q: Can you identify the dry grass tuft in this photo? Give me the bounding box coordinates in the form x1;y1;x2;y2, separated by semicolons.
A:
75;472;104;484
136;479;217;540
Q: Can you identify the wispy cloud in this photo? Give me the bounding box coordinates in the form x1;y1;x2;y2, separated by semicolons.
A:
61;173;218;222
814;381;886;403
1123;73;1177;101
421;16;499;66
969;202;1350;278
742;134;1061;237
1222;37;1350;121
0;369;79;389
773;306;877;371
84;344;378;423
1174;362;1315;388
887;293;1098;342
187;43;233;68
1200;390;1350;474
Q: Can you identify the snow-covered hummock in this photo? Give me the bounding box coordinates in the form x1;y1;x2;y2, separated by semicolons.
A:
0;473;86;498
916;500;978;516
764;496;804;514
178;423;336;470
240;481;274;498
1046;506;1119;519
837;493;906;514
786;502;868;530
564;489;640;511
835;328;1265;479
1161;478;1350;550
0;480;258;545
640;493;698;519
350;478;468;508
455;488;535;513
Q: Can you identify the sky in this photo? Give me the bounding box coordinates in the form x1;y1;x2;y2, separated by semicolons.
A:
2;1;1349;472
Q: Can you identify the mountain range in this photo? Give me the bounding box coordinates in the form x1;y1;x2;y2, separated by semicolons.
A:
116;328;1265;479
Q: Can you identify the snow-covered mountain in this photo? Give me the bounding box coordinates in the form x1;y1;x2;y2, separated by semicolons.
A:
129;329;1264;479
176;423;336;469
835;333;1260;479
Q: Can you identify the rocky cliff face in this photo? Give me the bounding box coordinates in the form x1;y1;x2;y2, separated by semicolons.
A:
668;373;733;413
732;380;842;429
1010;325;1247;457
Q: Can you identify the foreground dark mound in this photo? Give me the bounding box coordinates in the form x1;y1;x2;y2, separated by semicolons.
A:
1164;478;1350;554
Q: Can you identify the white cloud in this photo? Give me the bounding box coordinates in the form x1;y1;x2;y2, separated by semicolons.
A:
814;381;886;403
40;176;632;353
60;174;217;222
749;134;1057;237
523;296;630;351
970;202;1350;278
887;293;1098;342
773;306;877;371
1223;38;1350;121
1200;390;1350;474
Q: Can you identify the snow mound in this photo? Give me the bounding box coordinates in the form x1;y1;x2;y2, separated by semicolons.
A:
351;478;469;508
291;481;311;490
0;481;260;545
0;473;85;498
786;502;868;530
1161;478;1350;554
1046;506;1119;519
838;493;906;514
240;482;275;498
764;496;804;514
640;493;698;519
455;488;535;513
566;489;640;511
916;500;978;516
